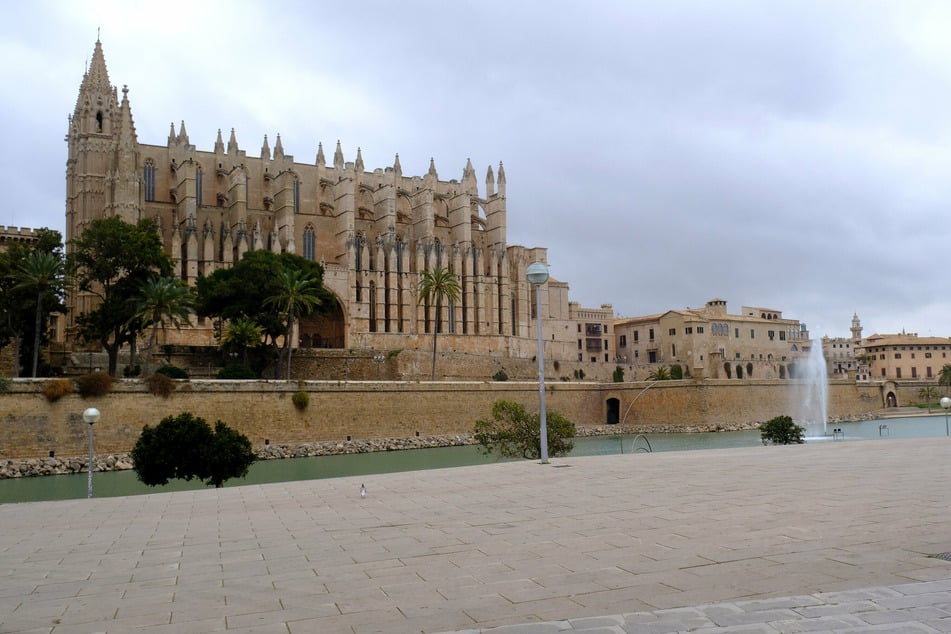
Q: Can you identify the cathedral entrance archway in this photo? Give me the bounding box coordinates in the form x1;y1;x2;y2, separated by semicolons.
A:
298;294;346;349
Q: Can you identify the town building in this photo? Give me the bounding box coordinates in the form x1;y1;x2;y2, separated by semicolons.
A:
613;299;810;380
861;333;951;382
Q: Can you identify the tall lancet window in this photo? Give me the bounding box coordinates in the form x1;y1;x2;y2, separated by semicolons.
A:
195;166;203;207
294;178;301;214
143;159;156;202
303;225;316;261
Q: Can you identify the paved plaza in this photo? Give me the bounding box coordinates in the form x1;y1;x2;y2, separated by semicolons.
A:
2;437;951;633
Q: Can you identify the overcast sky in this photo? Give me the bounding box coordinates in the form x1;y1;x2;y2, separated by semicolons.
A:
4;0;951;339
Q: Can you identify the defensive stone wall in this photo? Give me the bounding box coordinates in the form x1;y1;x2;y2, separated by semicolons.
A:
0;378;899;459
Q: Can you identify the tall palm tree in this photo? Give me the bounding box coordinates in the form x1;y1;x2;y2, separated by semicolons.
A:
130;276;195;375
264;269;323;380
939;364;951;395
417;266;461;380
15;251;65;377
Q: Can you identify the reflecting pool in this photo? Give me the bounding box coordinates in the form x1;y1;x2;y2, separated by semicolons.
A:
1;414;945;504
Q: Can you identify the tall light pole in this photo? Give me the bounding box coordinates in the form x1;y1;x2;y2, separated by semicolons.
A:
83;407;100;498
526;262;550;464
942;397;951;436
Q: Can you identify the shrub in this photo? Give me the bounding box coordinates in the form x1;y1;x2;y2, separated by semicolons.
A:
573;368;586;380
291;390;309;410
670;364;684;380
612;366;624;382
146;373;176;398
75;372;114;398
155;365;189;379
217;363;257;379
492;369;509;382
42;378;74;403
123;364;142;378
474;400;576;460
130;412;255;488
759;415;805;445
0;376;10;393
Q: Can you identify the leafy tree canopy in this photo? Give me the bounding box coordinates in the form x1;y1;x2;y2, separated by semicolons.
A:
130;412;256;488
474;400;576;460
196;250;334;345
68;217;173;376
759;415;805;445
0;228;65;376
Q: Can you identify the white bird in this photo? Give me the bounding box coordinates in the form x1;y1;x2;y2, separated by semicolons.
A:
360;483;366;498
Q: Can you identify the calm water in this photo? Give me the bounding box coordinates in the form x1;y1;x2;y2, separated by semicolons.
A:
1;415;945;504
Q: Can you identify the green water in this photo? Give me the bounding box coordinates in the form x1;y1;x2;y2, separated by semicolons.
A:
1;415;945;503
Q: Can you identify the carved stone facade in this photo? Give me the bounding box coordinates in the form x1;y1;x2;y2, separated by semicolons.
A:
65;39;602;370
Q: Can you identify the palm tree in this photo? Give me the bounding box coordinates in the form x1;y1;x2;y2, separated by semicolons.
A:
417;266;461;380
646;366;671;381
15;251;65;377
939;364;951;395
264;269;323;380
222;316;263;368
130;276;195;375
919;386;941;411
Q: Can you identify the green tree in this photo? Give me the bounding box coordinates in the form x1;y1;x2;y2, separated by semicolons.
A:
196;250;333;373
919;386;941;410
646;366;671;381
221;316;264;370
129;276;195;375
759;415;805;445
130;412;256;488
68;217;173;376
939;364;951;395
669;364;684;380
0;229;65;377
612;366;625;382
15;251;65;377
474;400;576;460
417;266;461;380
264;269;323;380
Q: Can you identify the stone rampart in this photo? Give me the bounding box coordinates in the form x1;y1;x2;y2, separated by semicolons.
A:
0;378;899;459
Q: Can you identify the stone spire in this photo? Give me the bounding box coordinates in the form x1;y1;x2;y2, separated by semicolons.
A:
485;164;495;196
168;122;176;145
75;39;112;112
177;120;189;145
72;38;117;136
333;140;344;169
227;128;239;154
393;153;402;178
214;129;225;154
428;157;438;178
355;147;364;172
274;134;284;160
261;134;271;160
462;157;476;193
497;161;506;195
316;141;325;166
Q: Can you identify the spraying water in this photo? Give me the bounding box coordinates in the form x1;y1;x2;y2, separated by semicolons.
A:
792;340;828;437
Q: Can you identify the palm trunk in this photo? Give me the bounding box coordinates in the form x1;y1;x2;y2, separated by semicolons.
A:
31;292;43;377
431;300;440;380
285;315;294;380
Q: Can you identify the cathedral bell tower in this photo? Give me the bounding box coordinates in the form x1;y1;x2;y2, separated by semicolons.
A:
65;39;142;340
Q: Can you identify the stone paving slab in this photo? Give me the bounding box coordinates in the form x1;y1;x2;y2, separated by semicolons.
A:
2;437;951;633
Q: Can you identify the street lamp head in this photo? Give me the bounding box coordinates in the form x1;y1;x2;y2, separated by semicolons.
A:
526;262;549;285
942;397;951;410
83;407;100;425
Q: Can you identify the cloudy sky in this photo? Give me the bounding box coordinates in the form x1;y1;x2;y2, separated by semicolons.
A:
4;0;951;339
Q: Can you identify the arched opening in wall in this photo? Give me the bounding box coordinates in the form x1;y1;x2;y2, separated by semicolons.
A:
368;281;377;332
886;392;898;407
736;364;743;379
298;292;346;349
746;362;753;378
779;365;786;379
606;398;620;424
96;110;103;132
723;363;732;379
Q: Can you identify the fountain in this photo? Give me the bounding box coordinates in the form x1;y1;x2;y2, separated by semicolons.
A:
791;339;828;438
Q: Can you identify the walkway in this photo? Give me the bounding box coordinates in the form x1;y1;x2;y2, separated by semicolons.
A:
2;437;951;633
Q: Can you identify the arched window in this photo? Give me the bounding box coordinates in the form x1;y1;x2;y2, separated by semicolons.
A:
195;166;203;207
143;159;156;202
303;225;316;261
293;178;301;214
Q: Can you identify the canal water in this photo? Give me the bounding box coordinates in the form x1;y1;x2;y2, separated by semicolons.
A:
1;415;945;503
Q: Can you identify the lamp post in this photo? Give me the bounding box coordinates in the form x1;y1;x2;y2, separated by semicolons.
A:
83;407;100;498
941;397;951;436
526;262;550;464
373;352;385;379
